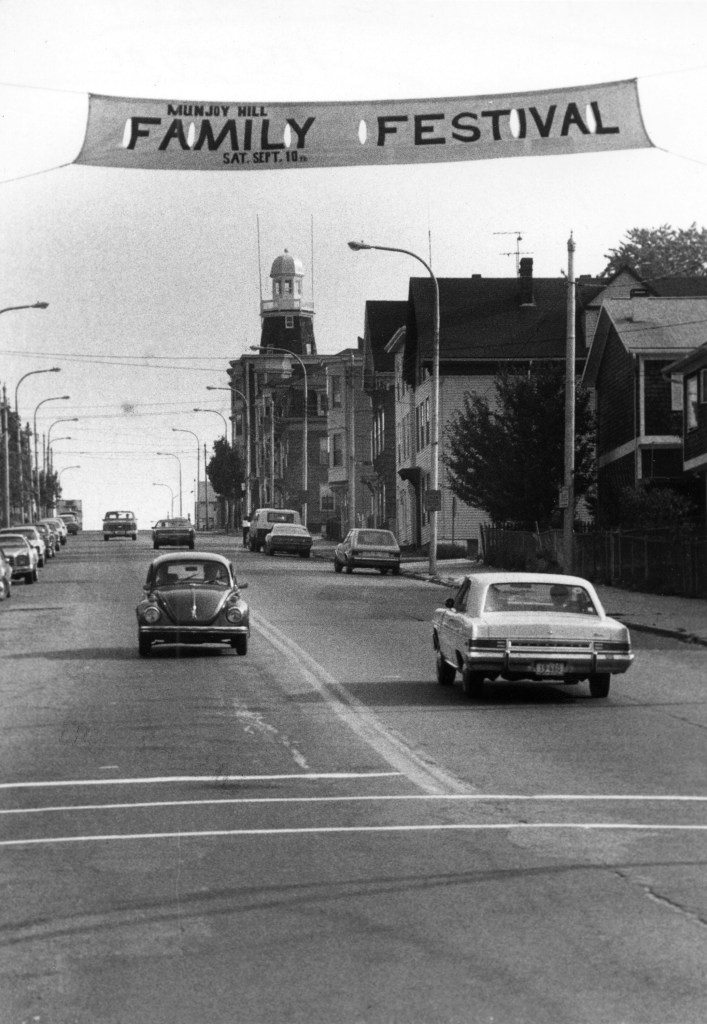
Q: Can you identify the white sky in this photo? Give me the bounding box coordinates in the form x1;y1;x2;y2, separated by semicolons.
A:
1;0;707;528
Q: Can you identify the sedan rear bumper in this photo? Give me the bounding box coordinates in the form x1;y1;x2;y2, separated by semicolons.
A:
463;644;634;678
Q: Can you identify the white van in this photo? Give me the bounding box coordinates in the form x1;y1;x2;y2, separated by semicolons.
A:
249;508;302;551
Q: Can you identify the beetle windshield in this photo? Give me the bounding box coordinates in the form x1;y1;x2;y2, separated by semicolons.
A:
152;561;230;586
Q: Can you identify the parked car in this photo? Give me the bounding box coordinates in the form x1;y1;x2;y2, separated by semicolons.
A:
0;525;46;568
59;512;80;535
333;528;401;575
432;572;634;700
249;508;302;552
0;534;39;584
264;523;313;558
0;549;12;600
37;520;61;554
39;517;67;546
152;517;195;550
136;552;249;657
32;522;56;559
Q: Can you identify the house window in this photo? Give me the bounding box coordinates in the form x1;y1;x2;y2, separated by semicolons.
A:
687;375;699;431
332;433;343;467
285;315;294;329
331;376;342;408
319;437;329;466
320;488;335;512
701;369;707;403
316;391;328;416
425;397;430;447
671;374;683;411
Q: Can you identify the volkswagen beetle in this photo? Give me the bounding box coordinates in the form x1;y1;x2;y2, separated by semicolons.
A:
136;552;249;657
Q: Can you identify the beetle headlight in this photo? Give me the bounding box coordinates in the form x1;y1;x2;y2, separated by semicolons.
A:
143;605;161;624
225;603;243;624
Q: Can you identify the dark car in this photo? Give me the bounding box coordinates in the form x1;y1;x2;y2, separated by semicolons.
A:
333;528;401;575
0;549;12;600
136;552;249;657
60;513;80;535
152;517;195;550
32;522;56;560
263;523;313;558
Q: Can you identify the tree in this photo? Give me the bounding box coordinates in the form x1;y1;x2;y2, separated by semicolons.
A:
444;365;595;529
603;223;707;278
206;438;244;529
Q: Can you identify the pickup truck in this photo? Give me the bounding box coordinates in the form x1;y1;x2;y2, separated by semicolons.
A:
102;510;138;541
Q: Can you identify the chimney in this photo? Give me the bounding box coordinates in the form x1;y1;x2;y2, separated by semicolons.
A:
519;257;534;306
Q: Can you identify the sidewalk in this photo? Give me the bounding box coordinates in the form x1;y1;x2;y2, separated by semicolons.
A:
311;540;707;646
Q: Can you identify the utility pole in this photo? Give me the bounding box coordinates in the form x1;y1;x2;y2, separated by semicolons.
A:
2;386;9;527
563;233;576;573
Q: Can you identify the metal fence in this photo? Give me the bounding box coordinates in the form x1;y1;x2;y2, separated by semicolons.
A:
480;524;707;598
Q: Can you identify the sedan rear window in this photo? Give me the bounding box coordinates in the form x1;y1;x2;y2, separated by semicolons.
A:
484;582;597;615
356;530;397;546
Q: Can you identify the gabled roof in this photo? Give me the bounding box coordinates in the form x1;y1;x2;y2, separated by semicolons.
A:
402;275;590;385
363;300;407;374
582;297;707;386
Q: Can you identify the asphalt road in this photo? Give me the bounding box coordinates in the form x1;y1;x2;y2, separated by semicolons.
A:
1;533;706;1024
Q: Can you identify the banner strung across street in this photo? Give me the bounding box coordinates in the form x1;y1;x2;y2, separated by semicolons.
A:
75;79;652;171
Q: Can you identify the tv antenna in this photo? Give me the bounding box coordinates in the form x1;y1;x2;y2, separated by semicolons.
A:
493;230;533;275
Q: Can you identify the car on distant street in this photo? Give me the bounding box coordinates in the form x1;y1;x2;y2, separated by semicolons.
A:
432;572;634;700
39;516;67;546
136;552;249;657
102;510;137;541
32;522;56;560
152;517;195;550
333;528;401;575
0;534;39;584
59;512;80;535
248;507;302;552
0;525;46;568
0;549;12;600
264;523;313;558
37;519;61;554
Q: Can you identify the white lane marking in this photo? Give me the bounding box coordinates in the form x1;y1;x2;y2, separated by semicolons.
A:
251;614;469;796
2;823;707;847
0;772;401;790
3;793;707;815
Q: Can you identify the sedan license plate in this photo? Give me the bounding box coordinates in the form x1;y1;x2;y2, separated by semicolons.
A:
536;661;565;676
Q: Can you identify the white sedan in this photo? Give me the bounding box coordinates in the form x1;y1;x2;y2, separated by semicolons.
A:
432;572;634;699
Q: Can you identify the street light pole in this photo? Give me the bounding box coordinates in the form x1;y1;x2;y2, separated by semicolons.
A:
207;384;252;515
46;417;79;474
153;482;175;517
348;240;440;576
193;408;228;435
14;367;60;523
156;452;183;516
172;428;201;528
249;345;308;528
32;395;70;518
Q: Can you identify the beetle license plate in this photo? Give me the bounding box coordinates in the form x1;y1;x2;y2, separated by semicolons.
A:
536;662;565;676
